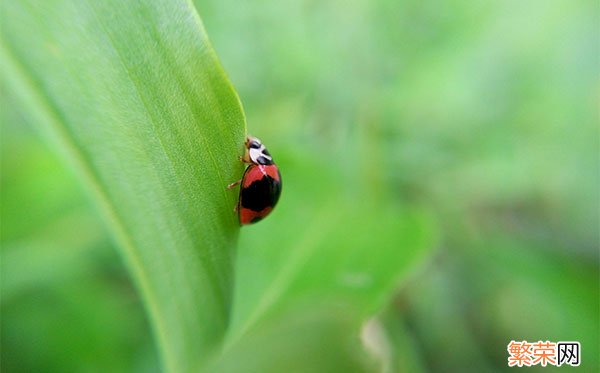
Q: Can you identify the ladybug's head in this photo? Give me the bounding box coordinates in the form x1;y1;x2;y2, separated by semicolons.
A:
244;136;274;165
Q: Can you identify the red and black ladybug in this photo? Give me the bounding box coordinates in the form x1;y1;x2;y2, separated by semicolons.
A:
227;136;282;225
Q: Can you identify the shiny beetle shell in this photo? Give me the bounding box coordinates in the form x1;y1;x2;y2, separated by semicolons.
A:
233;136;282;225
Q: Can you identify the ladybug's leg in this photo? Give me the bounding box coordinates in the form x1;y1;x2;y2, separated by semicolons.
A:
233;203;239;213
238;156;252;164
227;180;241;189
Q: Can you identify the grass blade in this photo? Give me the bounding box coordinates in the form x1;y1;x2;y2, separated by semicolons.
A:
1;1;245;371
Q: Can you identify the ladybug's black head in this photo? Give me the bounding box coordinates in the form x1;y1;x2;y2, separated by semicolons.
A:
244;136;274;165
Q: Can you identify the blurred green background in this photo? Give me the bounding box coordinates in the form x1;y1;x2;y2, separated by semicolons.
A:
2;0;598;372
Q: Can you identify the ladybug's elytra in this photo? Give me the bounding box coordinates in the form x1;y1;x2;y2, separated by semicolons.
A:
227;136;282;225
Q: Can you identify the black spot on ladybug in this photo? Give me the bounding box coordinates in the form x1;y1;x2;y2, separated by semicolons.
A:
240;176;281;211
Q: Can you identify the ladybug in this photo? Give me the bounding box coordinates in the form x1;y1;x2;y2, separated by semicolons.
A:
227;136;282;225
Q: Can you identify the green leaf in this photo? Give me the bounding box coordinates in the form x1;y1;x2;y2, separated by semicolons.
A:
1;1;245;371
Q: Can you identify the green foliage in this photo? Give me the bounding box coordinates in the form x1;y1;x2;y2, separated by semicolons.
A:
2;0;598;372
1;0;246;371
